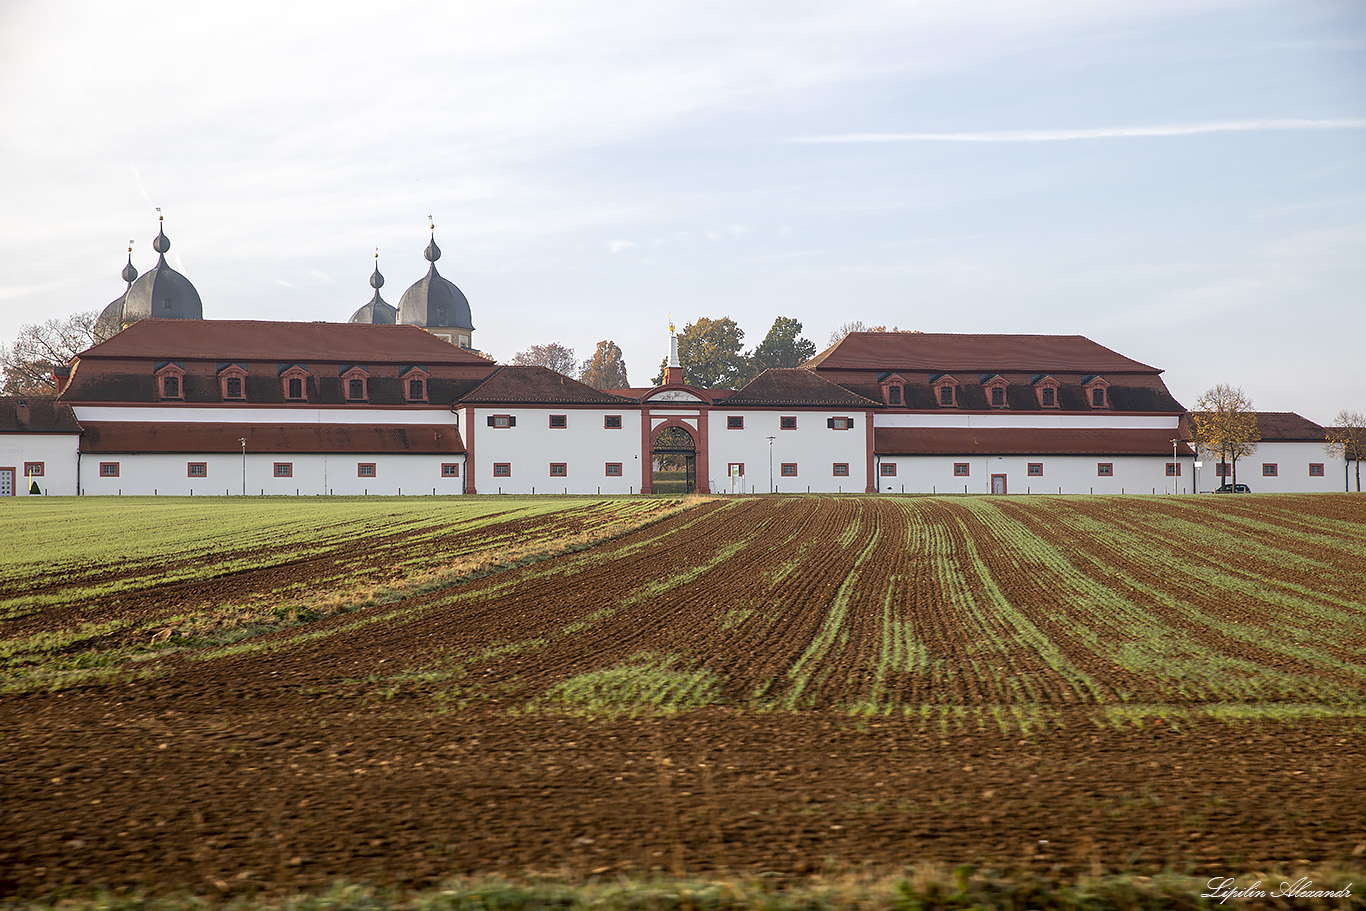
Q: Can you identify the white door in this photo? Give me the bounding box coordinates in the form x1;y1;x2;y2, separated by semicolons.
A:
991;473;1007;494
0;469;13;497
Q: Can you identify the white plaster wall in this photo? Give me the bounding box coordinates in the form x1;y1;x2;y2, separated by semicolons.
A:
1191;442;1345;494
73;406;458;426
469;408;643;494
706;411;868;494
875;455;1197;495
76;453;464;496
874;413;1181;430
0;434;80;496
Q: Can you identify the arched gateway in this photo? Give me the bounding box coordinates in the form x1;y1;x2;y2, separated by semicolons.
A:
651;425;697;494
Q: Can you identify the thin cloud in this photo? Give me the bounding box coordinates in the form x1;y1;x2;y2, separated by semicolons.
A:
607;240;637;253
793;119;1366;144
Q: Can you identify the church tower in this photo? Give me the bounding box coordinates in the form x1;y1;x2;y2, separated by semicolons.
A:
397;220;474;348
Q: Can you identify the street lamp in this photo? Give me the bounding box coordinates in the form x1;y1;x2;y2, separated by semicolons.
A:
766;435;775;493
239;438;247;496
1171;439;1178;495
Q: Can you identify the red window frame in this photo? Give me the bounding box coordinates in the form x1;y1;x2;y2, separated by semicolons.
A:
1097;463;1113;477
832;463;849;477
187;462;207;478
549;462;568;477
604;415;622;429
99;462;119;477
549;415;567;429
1217;462;1230;477
274;462;293;478
880;463;897;477
161;375;182;399
23;462;44;477
489;414;515;428
780;416;797;430
441;463;460;477
780;463;798;478
727;416;744;430
1262;463;1278;477
493;463;511;477
605;462;623;477
406;378;427;402
1027;462;1044;477
358;463;377;478
1166;463;1181;477
1309;463;1325;477
954;463;970;477
829;416;852;430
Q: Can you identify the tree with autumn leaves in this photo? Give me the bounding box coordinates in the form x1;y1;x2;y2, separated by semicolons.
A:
1190;384;1259;489
1326;409;1366;492
578;340;629;390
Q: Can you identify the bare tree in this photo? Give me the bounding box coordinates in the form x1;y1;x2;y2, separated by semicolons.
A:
509;342;577;377
578;340;629;389
1;311;99;394
1191;384;1259;489
1326;409;1366;492
826;321;890;347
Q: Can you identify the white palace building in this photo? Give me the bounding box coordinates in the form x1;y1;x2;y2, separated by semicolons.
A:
0;222;1354;498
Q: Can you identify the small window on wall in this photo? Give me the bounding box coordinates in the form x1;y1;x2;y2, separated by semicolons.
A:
780;416;797;430
1309;463;1325;477
939;386;955;406
187;462;207;478
274;463;293;478
550;462;567;477
1091;387;1106;407
23;462;44;477
224;376;244;399
880;463;897;477
348;378;366;401
990;387;1005;407
493;463;511;477
1263;463;1278;477
727;416;744;430
605;462;623;477
604;415;622;429
99;462;119;477
441;463;460;477
1166;463;1181;477
358;463;376;478
780;463;798;478
1040;387;1056;407
549;415;567;429
832;463;849;477
828;417;853;430
887;385;902;405
1097;463;1113;477
407;378;426;401
1217;462;1230;477
954;463;970;477
489;414;516;428
1028;463;1044;477
161;376;181;399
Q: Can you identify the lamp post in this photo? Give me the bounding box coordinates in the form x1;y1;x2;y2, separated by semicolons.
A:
766;436;775;493
239;438;246;496
1171;439;1178;495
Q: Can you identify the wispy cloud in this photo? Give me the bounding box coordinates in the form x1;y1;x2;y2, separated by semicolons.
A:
793;119;1366;144
607;240;637;253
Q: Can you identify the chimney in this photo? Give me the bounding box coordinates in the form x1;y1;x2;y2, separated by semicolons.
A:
16;399;29;427
52;365;71;395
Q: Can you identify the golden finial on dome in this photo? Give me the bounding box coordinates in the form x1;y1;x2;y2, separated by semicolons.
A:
669;313;675;335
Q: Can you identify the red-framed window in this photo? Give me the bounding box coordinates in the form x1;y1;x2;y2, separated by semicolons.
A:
1217;462;1230;477
342;366;370;402
406;378;427;402
1097;463;1113;477
274;462;293;478
833;463;849;477
1263;463;1278;477
187;462;207;478
488;414;516;428
887;385;902;406
550;462;567;477
727;416;744;430
358;463;376;477
1309;463;1325;477
880;463;897;477
1166;463;1181;477
954;463;970;477
604;415;622;429
780;416;797;430
549;415;567;429
605;463;623;477
1041;387;1056;407
281;365;309;401
493;463;511;477
828;416;853;430
727;462;744;477
780;463;797;478
23;462;44;477
1028;463;1044;477
99;462;119;477
160;375;182;399
441;463;460;477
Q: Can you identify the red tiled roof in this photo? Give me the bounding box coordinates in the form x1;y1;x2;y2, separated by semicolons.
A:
875;427;1194;456
1254;412;1326;442
80;422;463;454
78;320;495;365
807;332;1160;373
0;397;81;433
725;368;881;408
460;366;635;405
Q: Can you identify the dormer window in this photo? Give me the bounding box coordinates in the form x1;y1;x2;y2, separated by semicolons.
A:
1084;376;1111;409
280;365;310;402
1033;375;1060;408
879;373;907;407
155;363;186;401
932;375;959;408
341;366;370;403
983;375;1009;409
218;364;248;401
402;367;430;403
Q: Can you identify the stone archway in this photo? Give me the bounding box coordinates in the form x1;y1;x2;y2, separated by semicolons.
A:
651;425;696;494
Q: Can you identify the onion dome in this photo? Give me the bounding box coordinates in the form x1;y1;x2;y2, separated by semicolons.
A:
95;243;138;339
398;224;473;331
349;251;398;324
121;216;204;322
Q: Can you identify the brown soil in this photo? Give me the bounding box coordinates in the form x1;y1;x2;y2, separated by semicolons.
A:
2;496;1364;897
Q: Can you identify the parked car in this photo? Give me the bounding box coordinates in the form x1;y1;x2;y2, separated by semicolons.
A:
1214;483;1252;493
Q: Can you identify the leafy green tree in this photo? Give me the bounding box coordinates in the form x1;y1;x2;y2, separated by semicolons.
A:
578;340;629;389
751;317;816;372
1191;384;1259;489
1326;409;1366;491
653;317;749;388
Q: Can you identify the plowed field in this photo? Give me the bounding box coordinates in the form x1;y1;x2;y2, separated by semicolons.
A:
2;494;1364;897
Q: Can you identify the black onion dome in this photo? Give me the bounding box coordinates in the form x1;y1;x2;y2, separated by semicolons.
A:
121;221;203;322
349;255;397;324
398;232;472;330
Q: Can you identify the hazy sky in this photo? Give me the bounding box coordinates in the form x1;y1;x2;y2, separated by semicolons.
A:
2;1;1362;421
